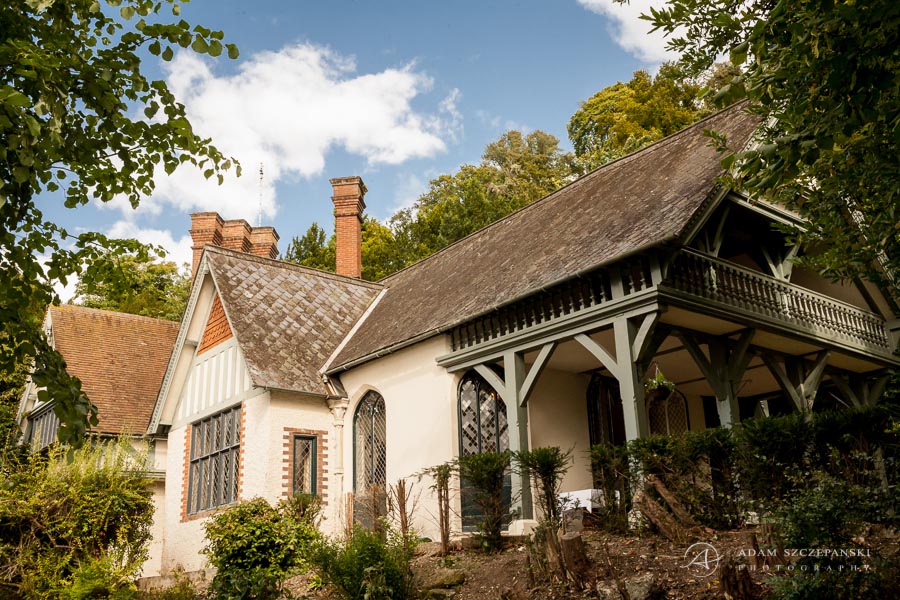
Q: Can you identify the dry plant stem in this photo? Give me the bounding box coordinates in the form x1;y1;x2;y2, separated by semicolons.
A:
602;540;631;600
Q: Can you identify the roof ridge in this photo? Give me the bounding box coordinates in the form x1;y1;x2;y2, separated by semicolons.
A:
55;304;180;327
204;245;384;290
378;101;750;285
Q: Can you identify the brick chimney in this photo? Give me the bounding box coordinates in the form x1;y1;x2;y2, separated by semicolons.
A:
189;213;280;276
249;227;280;259
189;212;224;276
331;176;366;278
221;219;252;253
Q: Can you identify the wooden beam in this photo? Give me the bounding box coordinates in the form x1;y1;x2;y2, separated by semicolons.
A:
473;364;509;406
800;351;830;411
574;333;620;380
519;342;556;406
761;353;805;413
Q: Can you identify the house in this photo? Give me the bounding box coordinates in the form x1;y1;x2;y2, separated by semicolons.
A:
19;103;900;576
16;305;180;575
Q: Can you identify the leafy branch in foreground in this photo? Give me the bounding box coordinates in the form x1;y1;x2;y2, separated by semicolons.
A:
1;0;239;446
640;0;900;286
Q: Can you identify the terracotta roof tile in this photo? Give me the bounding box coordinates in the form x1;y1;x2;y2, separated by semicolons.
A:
204;247;381;395
329;104;761;370
49;305;179;434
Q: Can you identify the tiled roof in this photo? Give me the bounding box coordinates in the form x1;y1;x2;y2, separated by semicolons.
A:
205;246;381;395
329;104;760;371
49;305;179;434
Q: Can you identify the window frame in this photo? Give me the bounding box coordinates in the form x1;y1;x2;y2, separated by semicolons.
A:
187;405;241;515
291;433;318;496
352;390;386;493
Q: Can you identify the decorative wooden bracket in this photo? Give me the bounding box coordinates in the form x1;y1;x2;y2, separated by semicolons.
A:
762;350;830;416
831;371;890;408
677;329;755;426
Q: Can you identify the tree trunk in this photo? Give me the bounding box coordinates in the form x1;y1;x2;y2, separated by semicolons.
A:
560;531;591;588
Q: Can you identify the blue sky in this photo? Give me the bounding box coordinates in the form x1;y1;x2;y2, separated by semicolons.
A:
39;0;675;292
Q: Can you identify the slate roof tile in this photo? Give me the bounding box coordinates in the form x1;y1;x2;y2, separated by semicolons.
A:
204;247;381;395
329;104;760;370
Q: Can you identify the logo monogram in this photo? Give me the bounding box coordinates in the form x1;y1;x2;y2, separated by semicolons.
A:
683;542;721;577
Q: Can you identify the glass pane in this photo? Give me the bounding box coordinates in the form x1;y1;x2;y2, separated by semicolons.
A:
293;436;315;495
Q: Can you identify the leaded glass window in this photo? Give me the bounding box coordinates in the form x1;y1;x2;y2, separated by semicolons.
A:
458;370;510;529
458;371;508;457
188;405;241;514
648;390;690;436
353;391;386;492
292;434;317;496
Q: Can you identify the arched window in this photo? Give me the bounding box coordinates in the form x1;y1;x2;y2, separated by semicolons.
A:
458;370;510;529
458;371;509;456
353;390;386;493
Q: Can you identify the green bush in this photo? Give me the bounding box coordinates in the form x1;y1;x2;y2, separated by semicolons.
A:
311;525;416;600
0;439;154;600
203;495;320;600
589;443;631;532
457;451;511;550
514;446;571;527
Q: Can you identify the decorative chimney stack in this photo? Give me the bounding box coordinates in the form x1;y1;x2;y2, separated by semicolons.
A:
189;213;280;277
331;176;366;278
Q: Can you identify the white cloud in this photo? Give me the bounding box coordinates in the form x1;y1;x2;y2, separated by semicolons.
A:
112;43;459;223
107;220;194;270
577;0;679;64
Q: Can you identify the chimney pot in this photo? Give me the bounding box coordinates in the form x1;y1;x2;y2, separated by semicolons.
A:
331;176;366;278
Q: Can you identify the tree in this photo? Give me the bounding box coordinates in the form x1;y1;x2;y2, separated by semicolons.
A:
1;0;238;446
567;63;708;169
391;129;576;265
283;222;335;272
73;252;191;321
284;130;576;281
643;0;900;285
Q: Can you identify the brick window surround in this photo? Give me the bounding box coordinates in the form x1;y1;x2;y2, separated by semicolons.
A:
282;428;328;502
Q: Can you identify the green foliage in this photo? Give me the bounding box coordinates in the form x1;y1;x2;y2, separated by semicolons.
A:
456;451;511;551
311;525;416;600
0;438;154;599
74;252;191;321
418;461;453;556
202;495;321;600
567;63;708;169
282;222;335;272
629;428;739;529
643;0;900;285
2;0;238;446
513;446;571;527
589;443;631;532
283;130;576;281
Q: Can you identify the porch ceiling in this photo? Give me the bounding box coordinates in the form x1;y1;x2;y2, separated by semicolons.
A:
662;306;888;374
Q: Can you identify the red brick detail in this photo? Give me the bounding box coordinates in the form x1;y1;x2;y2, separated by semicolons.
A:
222;219;252;253
189;212;224;277
197;294;233;355
331;176;366;278
282;427;328;505
238;403;247;500
180;426;192;522
249;227;280;259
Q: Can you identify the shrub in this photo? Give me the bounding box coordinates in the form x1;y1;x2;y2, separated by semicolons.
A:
203;494;320;600
0;438;154;600
513;446;571;528
457;451;511;550
589;443;630;532
311;525;416;600
419;462;453;555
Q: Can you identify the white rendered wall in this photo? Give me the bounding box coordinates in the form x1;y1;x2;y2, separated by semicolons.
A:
336;335;457;540
527;368;593;492
143;480;166;577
